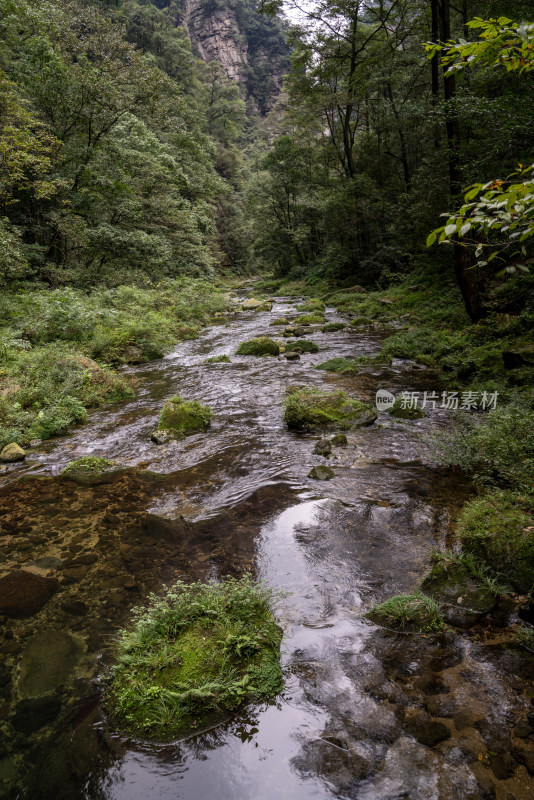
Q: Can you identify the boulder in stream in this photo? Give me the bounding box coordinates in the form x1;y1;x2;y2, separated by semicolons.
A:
308;465;335;480
154;396;212;439
0;443;26;463
0;570;59;618
285;387;376;431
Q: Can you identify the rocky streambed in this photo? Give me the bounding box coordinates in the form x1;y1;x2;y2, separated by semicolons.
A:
1;291;533;800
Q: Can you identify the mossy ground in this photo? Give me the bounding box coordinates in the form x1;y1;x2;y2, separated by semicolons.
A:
236;337;280;356
457;491;534;593
284;387;375;430
388;399;426;419
61;456;114;476
322;323;346;332
158;396;212;436
270;318;290;326
293;313;326;325
296;299;325;313
368;592;445;633
106;577;284;739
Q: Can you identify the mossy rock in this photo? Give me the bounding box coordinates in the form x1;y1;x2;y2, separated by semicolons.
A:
157;396;212;437
368;593;445;633
350;316;371;326
294;313;325;325
60;457;130;486
322;323;346;332
421;566;496;628
284;388;376;431
285;339;319;354
0;442;26;463
296;299;325;312
315;357;358;375
313;438;332;457
308;465;335;480
270;318;289;326
388;399;426;419
205;355;231;363
236;337;280;357
457;491;534;593
106;577;283;740
242;298;270;311
61;456;114;476
331;433;348;446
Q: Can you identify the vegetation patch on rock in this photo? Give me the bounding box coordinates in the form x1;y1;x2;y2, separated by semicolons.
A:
61;456;114;476
315;357;359;374
284;387;376;430
293;313;325;325
296;299;325;312
157;396;212;437
106;577;284;739
270;318;289;326
388;399;426;419
368;592;445;633
205;354;231;363
285;339;319;354
236;337;280;357
322;323;346;332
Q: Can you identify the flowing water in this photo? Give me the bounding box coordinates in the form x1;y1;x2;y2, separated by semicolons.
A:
1;291;533;800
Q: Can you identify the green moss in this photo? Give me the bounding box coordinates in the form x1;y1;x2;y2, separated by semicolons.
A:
284;387;376;430
456;490;534;593
350;316;372;326
106;577;284;739
315;357;359;374
158;396;211;436
513;626;534;650
61;456;114;476
205;354;231;363
285;339;319;354
296;299;325;312
293;313;325;325
270;318;289;326
388;398;426;419
368;592;445;633
236;337;280;356
322;323;346;332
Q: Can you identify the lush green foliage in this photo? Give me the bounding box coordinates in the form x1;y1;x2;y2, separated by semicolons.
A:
236;337;280;356
284;339;319;354
369;593;445;633
107;576;284;738
315;357;358;374
61;456;114;475
158;396;212;436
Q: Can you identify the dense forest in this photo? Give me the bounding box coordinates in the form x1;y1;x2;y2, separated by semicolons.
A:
1;1;534;797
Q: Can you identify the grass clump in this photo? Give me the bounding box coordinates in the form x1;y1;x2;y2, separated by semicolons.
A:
315;357;359;375
285;339;319;354
270;318;289;326
61;456;114;476
284;387;376;430
456;490;534;594
368;592;445;633
296;299;325;313
106;576;284;739
388;398;425;419
236;337;280;356
513;626;534;650
322;323;346;332
205;355;231;363
293;313;325;325
158;396;211;436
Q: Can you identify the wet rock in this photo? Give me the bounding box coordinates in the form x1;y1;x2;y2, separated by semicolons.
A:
0;665;11;688
284;351;300;361
151;429;173;445
0;443;26;463
404;710;451;747
490;752;517;780
330;434;347;446
512;746;534;774
62;566;90;583
314;439;332;457
421;566;495;628
141;513;188;542
12;693;62;734
241;298;264;310
18;630;84;698
308;465;335;481
513;720;534;738
27;556;63;571
453;708;484;731
293;326;307;337
60;600;88;616
0;570;58;618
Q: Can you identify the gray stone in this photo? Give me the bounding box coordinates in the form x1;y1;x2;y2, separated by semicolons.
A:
151;429;173;445
308;465;335;481
314;439;332;457
284;351;300;361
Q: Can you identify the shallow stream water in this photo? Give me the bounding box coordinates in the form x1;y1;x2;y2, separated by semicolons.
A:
1;292;533;800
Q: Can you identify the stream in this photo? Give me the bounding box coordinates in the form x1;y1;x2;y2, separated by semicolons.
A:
1;290;533;800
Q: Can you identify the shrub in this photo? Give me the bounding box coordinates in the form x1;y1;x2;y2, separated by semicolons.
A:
429;404;534;490
284;387;376;430
456;490;534;593
106;576;284;738
368;593;444;633
236;337;280;356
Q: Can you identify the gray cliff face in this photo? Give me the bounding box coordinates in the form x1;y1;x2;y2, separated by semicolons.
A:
184;0;249;84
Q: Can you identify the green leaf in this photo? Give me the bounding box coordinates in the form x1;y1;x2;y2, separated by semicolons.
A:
426;231;437;248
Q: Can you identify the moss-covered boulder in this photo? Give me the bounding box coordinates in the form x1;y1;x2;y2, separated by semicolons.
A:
294;313;325;325
106;577;283;739
296;299;325;312
314;438;332;457
322;323;346;332
270;318;289;326
157;396;212;438
60;456;128;485
205;354;231;363
284;387;376;431
457;491;534;593
368;593;444;633
241;298;266;310
285;339;319;354
0;443;26;463
331;433;348;446
315;357;358;375
308;465;335;480
421;565;496;628
388;399;426;419
236;337;280;357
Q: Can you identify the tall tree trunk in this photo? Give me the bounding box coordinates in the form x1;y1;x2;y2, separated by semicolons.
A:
438;0;483;320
